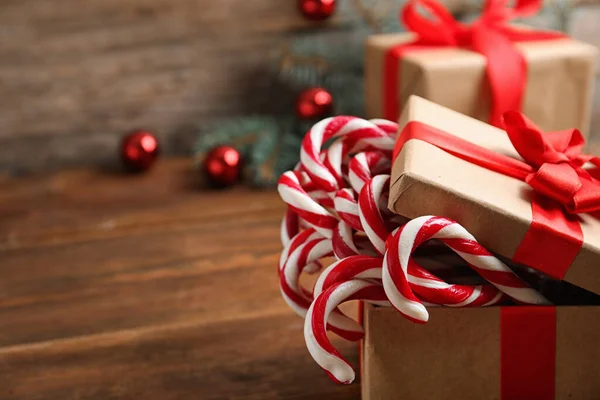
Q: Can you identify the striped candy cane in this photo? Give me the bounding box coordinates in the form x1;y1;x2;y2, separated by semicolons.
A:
280;237;369;340
280;208;300;246
278;171;338;238
304;279;387;384
314;254;504;306
279;237;332;316
333;189;362;231
348;151;391;194
358;174;395;255
279;228;322;273
301;117;397;192
383;216;550;323
331;221;361;260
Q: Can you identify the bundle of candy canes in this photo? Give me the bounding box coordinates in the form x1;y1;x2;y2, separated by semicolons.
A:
277;116;549;384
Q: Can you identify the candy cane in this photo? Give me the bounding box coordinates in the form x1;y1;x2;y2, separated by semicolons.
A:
358;174;394;255
278;171;338;238
280;208;300;246
331;221;361;259
305;280;387;384
301;117;397;192
322;139;346;190
280;237;369;340
280;237;332;315
333;189;362;231
279;228;322;273
383;216;550;323
348;151;390;194
314;256;382;297
314;254;504;307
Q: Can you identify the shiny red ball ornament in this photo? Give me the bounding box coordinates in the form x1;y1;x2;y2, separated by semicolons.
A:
120;131;160;172
296;87;333;120
298;0;335;21
203;145;242;187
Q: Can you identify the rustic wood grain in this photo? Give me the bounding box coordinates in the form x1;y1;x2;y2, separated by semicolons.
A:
0;0;513;173
0;313;360;400
0;0;310;171
0;158;359;399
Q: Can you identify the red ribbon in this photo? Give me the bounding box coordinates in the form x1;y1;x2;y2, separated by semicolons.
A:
393;113;600;279
384;0;565;127
501;306;556;400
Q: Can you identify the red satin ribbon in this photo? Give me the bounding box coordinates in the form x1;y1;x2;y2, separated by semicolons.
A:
393;113;600;279
501;306;556;400
384;0;565;127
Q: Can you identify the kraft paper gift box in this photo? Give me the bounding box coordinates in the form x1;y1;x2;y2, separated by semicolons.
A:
389;96;600;295
359;96;600;400
364;0;598;137
361;304;600;400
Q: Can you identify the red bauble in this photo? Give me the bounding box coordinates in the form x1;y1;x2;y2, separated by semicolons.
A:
298;0;335;21
203;145;242;187
296;87;333;120
120;131;160;172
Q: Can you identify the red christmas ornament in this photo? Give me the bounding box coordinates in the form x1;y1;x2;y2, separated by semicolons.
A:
298;0;335;21
296;87;333;120
203;145;242;187
120;131;160;172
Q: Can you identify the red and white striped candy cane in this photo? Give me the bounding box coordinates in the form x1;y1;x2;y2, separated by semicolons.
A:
333;189;362;231
322;139;346;190
383;216;550;323
279;237;332;316
280;208;300;247
280;237;368;340
304;279;387;384
301;117;397;192
405;258;505;307
278;171;338;238
331;221;361;260
313;255;382;297
314;254;504;307
279;228;323;273
358;174;395;255
348;151;390;194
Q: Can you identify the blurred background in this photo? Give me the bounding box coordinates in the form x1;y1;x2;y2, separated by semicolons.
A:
0;0;598;182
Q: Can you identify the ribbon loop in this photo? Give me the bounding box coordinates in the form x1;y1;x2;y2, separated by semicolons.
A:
526;164;581;207
401;0;463;45
503;111;600;214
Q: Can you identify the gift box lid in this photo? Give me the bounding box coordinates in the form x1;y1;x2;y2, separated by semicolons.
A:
389;96;600;295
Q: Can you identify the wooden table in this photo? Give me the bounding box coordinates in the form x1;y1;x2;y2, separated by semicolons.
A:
0;159;360;399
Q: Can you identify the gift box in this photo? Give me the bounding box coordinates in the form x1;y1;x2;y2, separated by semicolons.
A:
361;303;600;400
388;95;600;295
364;0;598;137
370;94;600;398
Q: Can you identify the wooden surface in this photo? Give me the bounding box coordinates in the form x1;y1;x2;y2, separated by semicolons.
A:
0;158;360;399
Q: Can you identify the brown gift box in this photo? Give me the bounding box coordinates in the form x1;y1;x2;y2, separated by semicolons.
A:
365;33;598;138
361;303;600;400
388;96;600;295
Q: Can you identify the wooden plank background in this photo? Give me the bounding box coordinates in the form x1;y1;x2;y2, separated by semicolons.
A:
0;0;479;173
0;0;319;172
0;0;598;173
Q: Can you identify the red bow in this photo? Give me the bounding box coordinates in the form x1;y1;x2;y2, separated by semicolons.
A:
401;0;565;128
503;112;600;214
